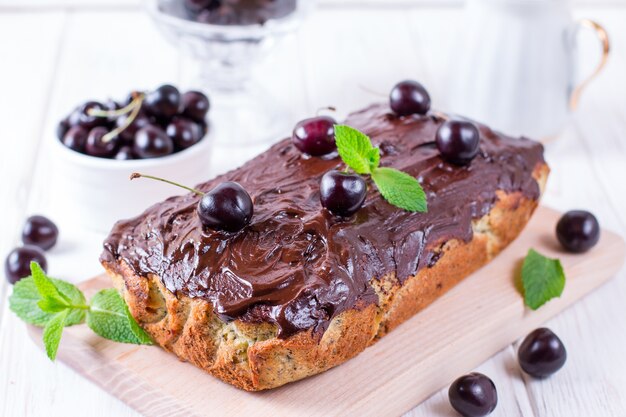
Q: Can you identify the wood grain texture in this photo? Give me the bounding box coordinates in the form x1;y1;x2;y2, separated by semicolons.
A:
25;207;626;417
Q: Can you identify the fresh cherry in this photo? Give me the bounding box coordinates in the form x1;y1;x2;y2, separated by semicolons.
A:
181;91;210;122
436;120;480;165
197;6;238;24
116;112;151;142
115;146;136;160
556;210;600;253
130;174;254;232
69;101;108;130
389;80;431;116
58;87;210;158
144;84;181;119
292;116;337;156
133;125;174;159
320;170;367;217
62;126;89;153
184;0;217;13
448;373;498;417
85;126;118;158
4;246;48;284
166;118;203;149
198;182;254;232
103;99;122;123
57;118;70;140
22;215;59;250
518;328;567;378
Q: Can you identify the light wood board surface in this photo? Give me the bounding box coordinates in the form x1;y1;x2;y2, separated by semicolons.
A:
2;2;626;417
25;206;626;417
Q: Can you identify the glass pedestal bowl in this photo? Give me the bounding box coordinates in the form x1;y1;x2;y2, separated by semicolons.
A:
145;0;316;146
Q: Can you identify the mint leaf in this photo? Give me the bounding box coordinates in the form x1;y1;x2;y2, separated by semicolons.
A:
87;289;152;345
371;167;428;212
334;124;380;174
10;276;87;327
521;249;566;310
333;125;428;213
10;277;55;326
43;309;69;360
11;267;150;361
31;262;69;308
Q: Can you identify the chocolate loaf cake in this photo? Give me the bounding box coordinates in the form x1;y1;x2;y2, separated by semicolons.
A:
101;103;548;391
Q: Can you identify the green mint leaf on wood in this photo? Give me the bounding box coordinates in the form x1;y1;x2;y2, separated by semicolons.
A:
10;277;87;327
371;167;428;213
334;124;380;174
43;309;69;360
521;249;566;310
10;262;151;362
87;289;153;345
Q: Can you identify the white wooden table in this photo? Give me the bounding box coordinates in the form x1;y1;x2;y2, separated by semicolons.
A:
1;1;626;416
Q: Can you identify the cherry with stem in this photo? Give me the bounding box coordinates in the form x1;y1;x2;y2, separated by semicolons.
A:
130;173;253;232
87;93;146;143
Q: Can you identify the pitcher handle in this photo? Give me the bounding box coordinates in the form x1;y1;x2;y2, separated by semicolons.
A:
569;19;610;111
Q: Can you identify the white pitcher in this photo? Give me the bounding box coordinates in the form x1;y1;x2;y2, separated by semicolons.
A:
447;0;609;140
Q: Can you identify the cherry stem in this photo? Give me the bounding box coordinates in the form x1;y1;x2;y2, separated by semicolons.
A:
101;93;145;143
432;111;449;121
316;106;337;116
130;173;205;196
87;92;145;118
358;84;387;98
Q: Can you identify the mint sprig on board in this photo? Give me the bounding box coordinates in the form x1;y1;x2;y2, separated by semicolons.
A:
334;125;427;212
521;249;566;310
9;262;152;360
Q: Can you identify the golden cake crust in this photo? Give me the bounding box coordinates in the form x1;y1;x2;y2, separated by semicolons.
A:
102;163;548;391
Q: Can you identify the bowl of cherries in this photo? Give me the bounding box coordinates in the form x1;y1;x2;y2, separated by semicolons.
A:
51;84;214;231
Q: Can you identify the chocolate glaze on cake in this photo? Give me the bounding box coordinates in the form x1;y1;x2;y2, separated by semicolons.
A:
102;104;545;338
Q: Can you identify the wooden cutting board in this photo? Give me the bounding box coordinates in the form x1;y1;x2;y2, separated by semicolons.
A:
28;206;626;417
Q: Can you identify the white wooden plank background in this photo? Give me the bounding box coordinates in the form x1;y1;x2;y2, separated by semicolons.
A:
1;1;626;416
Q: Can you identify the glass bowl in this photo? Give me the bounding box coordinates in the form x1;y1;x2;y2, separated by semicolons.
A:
145;0;316;145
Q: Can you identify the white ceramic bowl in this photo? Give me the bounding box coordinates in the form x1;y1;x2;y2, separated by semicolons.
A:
49;133;213;233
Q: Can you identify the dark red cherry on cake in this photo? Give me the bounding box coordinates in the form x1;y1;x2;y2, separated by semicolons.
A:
198;182;254;232
292;116;337;156
320;170;367;217
166;118;203;149
4;246;48;284
22;215;58;251
518;328;567;378
389;80;431;116
62;126;89;153
556;210;600;253
85;126;118;158
181;91;210;122
436;120;480;165
144;84;181;119
131;174;253;232
133;125;174;159
448;372;498;417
